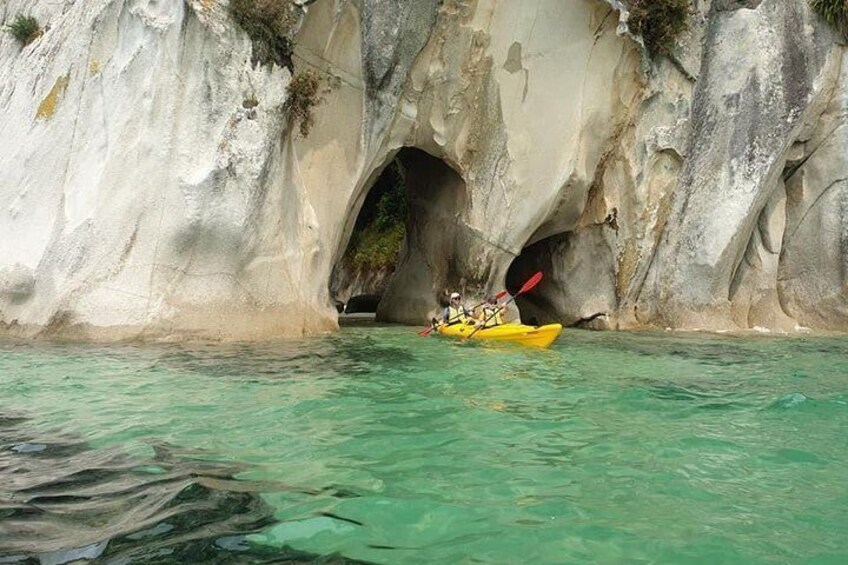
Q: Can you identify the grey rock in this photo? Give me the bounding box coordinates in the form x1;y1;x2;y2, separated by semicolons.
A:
643;0;838;329
0;264;35;304
508;226;618;328
360;0;441;139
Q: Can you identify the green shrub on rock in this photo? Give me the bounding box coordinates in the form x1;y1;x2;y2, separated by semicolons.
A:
6;14;41;46
350;222;406;271
285;69;322;137
230;0;298;69
627;0;693;57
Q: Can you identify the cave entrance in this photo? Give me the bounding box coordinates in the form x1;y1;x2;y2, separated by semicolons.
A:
505;236;557;328
330;148;467;323
505;227;617;329
329;157;407;317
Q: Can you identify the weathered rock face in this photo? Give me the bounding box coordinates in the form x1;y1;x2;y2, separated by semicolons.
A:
0;0;349;340
638;0;843;331
779;52;848;331
329;263;391;310
0;0;846;339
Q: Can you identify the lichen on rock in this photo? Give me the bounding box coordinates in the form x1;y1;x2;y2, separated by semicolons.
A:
35;74;69;120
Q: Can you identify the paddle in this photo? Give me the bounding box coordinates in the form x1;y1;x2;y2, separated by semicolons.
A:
461;271;543;343
418;290;509;336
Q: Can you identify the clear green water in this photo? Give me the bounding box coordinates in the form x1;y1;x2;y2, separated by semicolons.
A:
2;327;847;564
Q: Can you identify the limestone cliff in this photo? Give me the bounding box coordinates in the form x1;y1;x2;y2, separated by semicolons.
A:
0;0;845;339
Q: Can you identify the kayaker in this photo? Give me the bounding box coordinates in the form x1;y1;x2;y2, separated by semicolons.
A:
443;292;472;326
478;295;505;328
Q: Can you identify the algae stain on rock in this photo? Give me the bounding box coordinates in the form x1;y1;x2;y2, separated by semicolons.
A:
36;74;70;120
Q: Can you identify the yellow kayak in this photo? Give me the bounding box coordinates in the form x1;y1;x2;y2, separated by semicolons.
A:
436;322;563;348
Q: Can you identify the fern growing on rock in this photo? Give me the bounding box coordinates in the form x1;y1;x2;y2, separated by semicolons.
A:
810;0;848;39
6;14;41;46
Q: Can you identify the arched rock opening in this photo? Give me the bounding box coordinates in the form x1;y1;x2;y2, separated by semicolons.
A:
330;148;467;323
506;226;617;329
329;157;407;315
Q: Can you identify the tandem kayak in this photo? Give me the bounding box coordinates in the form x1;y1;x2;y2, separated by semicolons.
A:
436;322;563;348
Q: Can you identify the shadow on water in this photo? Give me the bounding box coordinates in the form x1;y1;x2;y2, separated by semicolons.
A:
146;333;418;382
0;410;371;564
572;329;848;368
639;382;759;411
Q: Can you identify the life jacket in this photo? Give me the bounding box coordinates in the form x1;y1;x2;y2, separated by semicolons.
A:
480;304;503;327
444;305;468;325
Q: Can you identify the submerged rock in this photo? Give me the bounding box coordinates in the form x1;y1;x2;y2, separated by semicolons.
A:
769;392;810;410
0;410;367;563
0;0;846;339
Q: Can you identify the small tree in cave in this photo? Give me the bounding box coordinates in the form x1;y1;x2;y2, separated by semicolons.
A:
345;160;408;271
810;0;848;39
626;0;693;57
284;69;322;137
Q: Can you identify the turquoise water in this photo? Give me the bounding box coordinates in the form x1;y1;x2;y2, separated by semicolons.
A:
1;327;847;563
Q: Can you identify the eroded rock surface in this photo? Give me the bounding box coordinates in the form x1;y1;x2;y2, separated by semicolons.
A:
0;0;846;339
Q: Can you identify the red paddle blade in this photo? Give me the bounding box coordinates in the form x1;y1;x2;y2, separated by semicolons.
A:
518;271;543;295
495;289;508;299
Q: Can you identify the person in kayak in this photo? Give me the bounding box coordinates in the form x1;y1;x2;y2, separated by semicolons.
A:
478;295;505;328
443;292;472;326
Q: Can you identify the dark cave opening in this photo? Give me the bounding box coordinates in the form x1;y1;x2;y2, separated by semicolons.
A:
506;226;617;329
330;148;467;323
505;236;559;327
330;157;407;315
